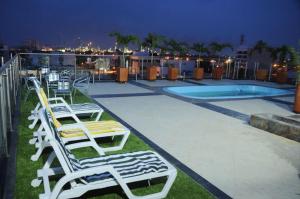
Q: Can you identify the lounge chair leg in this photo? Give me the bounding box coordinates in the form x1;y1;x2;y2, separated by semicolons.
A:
31;146;43;161
29;118;39;129
29;137;37;145
24;90;31;102
95;110;104;121
28;114;36;121
70;94;73;104
31;141;49;161
31;178;42;188
29;103;40;120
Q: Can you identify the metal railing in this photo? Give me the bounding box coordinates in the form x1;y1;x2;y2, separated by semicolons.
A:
19;52;297;82
19;53;201;81
0;55;20;157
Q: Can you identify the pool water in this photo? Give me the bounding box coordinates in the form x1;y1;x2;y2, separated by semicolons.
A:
164;85;293;100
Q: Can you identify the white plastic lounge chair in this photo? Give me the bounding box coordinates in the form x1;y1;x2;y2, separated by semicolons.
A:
28;77;103;129
72;74;90;97
32;109;177;199
46;72;60;97
30;90;130;161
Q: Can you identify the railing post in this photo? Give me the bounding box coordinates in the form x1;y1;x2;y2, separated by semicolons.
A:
141;57;144;80
0;75;7;156
0;55;21;157
5;68;12;131
74;56;77;80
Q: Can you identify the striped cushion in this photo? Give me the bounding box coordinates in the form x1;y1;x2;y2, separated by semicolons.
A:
69;103;102;112
43;109;81;170
51;106;71;114
60;120;126;138
47;109;167;182
50;103;101;115
78;151;169;182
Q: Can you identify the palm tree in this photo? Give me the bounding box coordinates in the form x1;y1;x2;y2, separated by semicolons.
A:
167;39;189;57
209;42;233;64
268;45;295;65
289;47;300;67
143;33;165;65
192;42;208;67
277;45;290;65
164;39;189;77
109;32;139;67
250;40;270;55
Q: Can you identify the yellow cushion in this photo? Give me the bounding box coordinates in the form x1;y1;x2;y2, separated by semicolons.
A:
60;120;125;138
39;88;62;128
40;88;49;108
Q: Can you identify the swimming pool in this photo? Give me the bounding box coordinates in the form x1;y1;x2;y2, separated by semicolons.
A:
163;85;293;99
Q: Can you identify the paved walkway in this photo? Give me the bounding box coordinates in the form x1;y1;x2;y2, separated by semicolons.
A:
85;80;300;199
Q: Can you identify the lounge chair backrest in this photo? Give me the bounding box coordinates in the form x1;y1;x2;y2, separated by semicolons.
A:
28;77;64;129
48;72;59;82
40;108;81;172
38;88;62;128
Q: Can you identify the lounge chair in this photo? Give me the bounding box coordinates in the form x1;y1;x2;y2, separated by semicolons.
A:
28;77;103;129
30;94;130;161
32;108;177;199
29;79;129;161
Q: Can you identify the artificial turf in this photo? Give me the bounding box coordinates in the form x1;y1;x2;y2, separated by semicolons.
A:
15;87;214;199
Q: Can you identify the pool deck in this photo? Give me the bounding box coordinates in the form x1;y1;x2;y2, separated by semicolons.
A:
83;79;300;199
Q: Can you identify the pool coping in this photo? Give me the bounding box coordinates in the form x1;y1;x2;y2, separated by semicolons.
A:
129;80;293;121
163;85;293;101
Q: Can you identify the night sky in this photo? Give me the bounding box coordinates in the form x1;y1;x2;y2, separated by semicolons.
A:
1;0;300;48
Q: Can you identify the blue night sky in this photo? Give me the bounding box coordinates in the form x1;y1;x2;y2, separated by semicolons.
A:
1;0;300;48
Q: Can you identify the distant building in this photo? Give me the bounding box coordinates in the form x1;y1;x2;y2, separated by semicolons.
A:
24;39;40;50
234;34;249;67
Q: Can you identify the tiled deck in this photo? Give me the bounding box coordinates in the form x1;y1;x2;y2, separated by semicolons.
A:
83;80;300;199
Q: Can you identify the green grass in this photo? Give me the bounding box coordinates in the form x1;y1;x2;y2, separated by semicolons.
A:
15;88;214;199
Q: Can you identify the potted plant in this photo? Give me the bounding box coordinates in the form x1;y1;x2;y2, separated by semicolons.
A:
274;45;290;84
143;33;164;81
192;42;208;80
209;42;232;80
256;68;268;81
289;47;300;112
166;39;189;80
109;32;139;83
250;40;271;81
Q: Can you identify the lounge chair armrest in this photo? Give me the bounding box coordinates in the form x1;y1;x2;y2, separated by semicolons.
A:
48;97;74;114
49;103;67;108
72;165;115;178
48;97;66;103
51;165;119;198
58;122;106;155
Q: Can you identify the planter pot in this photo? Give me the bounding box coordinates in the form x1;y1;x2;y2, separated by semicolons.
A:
147;66;157;81
212;67;223;80
129;61;140;75
256;69;268;81
116;67;128;83
193;68;204;80
168;68;178;81
276;71;288;84
294;84;300;113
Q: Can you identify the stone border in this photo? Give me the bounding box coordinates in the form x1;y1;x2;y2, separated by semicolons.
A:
90;92;161;98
